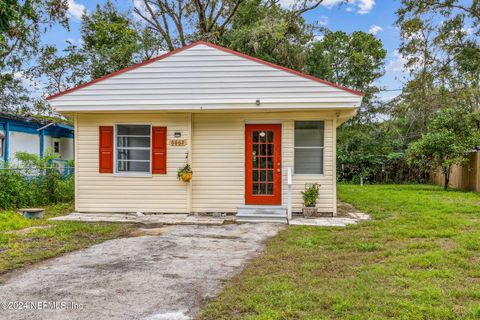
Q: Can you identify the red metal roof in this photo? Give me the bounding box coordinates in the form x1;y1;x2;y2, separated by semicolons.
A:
46;40;364;100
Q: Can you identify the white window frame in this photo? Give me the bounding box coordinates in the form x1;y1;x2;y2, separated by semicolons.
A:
114;124;152;176
293;120;325;175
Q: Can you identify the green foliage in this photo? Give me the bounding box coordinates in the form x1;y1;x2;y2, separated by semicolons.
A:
306;30;386;95
337;122;409;183
82;0;140;79
301;183;319;207
33;44;89;96
338;1;479;185
177;164;193;180
221;0;311;70
0;0;68;112
395;0;480;129
407;107;480;189
0;151;74;210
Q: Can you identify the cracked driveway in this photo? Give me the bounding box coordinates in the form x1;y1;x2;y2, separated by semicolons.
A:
0;223;282;320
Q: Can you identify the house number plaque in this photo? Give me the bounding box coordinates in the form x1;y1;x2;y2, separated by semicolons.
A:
169;139;187;146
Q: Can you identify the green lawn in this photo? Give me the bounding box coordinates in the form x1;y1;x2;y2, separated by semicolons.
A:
199;184;480;319
0;203;134;275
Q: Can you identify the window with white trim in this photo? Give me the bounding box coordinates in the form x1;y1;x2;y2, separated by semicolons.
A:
116;125;151;173
294;121;324;174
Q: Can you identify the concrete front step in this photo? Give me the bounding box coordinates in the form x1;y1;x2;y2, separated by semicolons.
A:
236;205;288;224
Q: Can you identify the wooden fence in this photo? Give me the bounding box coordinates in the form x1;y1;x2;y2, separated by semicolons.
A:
432;151;480;192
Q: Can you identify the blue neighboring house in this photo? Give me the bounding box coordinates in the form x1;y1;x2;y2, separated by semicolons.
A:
0;112;74;163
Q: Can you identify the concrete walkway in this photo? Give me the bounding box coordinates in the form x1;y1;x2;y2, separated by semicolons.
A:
50;212;229;225
289;211;370;227
0;224;282;320
289;216;359;226
50;211;370;227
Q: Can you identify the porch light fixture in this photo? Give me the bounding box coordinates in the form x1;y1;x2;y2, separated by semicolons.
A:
174;132;181;138
256;99;261;106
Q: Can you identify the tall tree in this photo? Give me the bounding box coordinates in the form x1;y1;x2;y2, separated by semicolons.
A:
0;0;68;71
33;44;89;96
82;1;140;79
220;0;313;70
133;0;333;51
306;30;386;124
305;30;386;95
396;0;480;130
0;0;68;112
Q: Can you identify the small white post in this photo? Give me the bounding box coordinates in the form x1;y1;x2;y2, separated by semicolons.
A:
286;167;292;222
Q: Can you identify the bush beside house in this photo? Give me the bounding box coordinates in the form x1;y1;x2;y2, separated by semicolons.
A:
0;151;74;209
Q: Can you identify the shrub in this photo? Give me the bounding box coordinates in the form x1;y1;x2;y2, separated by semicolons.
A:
302;183;320;207
0;151;74;210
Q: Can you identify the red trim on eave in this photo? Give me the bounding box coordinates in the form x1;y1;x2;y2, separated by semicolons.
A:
46;40;364;100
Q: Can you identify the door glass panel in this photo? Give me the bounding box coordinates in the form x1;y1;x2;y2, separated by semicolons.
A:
267;183;274;194
251;130;275;195
259;131;267;142
253;170;259;181
253;131;259;143
260;183;266;194
267;131;274;143
260;170;266;181
267;157;274;169
268;170;273;181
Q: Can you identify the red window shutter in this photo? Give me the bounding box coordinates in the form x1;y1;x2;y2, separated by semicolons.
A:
152;127;167;174
99;126;114;173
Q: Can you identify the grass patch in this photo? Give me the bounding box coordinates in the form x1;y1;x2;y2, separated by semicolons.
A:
198;184;480;319
0;203;134;274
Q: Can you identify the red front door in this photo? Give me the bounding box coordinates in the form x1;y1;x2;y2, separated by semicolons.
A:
245;124;282;205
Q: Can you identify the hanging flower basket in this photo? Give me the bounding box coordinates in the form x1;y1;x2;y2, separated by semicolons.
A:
177;164;193;182
180;172;193;182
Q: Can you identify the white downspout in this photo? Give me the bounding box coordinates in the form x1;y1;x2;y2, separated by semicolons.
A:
286;166;293;223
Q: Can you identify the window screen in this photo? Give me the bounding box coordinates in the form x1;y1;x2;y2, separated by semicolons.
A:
294;121;324;174
116;125;151;173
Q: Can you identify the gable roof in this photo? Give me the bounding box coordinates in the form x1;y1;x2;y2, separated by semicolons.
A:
47;41;363;101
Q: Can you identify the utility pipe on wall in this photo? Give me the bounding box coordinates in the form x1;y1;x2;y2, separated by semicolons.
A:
286;166;293;222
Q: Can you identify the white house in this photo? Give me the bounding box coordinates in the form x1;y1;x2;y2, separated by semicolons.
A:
0;112;74;163
47;41;363;222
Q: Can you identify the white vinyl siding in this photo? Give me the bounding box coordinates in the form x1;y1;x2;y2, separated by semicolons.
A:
75;110;337;214
49;44;362;111
76;113;189;213
192;111;336;213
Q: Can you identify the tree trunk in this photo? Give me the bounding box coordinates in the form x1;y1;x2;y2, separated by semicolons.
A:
443;166;451;191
